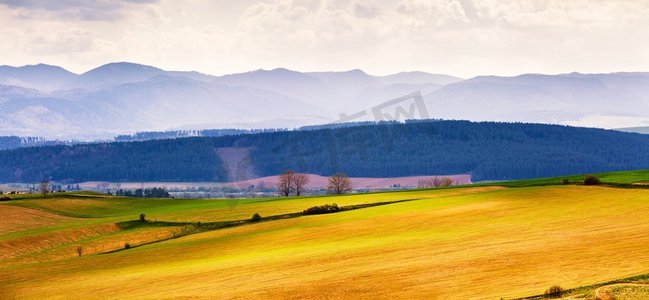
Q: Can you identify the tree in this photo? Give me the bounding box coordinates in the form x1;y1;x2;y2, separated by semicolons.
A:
584;175;601;185
544;285;563;298
328;173;352;195
39;179;49;197
292;173;310;196
440;177;454;187
277;170;295;197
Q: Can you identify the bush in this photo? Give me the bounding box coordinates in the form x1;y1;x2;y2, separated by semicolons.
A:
139;213;146;222
302;204;341;215
251;213;262;222
583;175;601;185
560;178;570;185
543;285;563;298
124;243;131;249
0;196;12;201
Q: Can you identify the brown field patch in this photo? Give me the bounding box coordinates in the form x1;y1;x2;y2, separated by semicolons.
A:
0;205;71;235
0;223;120;262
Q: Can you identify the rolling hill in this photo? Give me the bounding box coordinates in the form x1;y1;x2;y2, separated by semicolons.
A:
2;170;649;298
3;120;649;183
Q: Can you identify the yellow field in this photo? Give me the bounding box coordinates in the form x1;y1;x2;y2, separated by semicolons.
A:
2;185;649;299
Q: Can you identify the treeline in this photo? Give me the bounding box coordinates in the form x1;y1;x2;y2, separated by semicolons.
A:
220;120;649;181
114;187;170;198
0;136;64;150
114;128;284;142
2;120;649;183
0;138;226;182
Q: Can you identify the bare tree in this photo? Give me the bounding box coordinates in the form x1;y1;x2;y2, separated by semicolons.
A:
440;177;454;187
277;170;295;197
417;178;427;188
417;177;454;189
39;179;49;197
328;173;352;195
292;173;310;196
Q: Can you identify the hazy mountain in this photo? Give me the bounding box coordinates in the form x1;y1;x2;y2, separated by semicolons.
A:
0;64;76;91
214;68;336;109
377;71;463;85
0;74;320;138
3;62;648;139
424;73;649;128
0;84;42;102
308;69;382;94
72;62;166;90
616;126;649;134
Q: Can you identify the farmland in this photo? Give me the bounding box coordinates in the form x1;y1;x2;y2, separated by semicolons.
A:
2;172;649;299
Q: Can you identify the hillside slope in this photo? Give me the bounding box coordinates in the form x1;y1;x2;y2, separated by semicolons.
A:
2;176;649;298
2;120;649;183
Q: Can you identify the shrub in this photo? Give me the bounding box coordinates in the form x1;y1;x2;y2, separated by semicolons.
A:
561;178;570;185
139;213;146;222
124;243;131;249
251;213;262;222
543;285;563;298
583;175;601;185
0;196;12;201
302;204;341;215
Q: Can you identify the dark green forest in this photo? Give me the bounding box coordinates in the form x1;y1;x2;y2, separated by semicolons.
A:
2;120;649;183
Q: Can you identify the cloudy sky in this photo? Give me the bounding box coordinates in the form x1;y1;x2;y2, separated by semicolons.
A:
1;0;648;77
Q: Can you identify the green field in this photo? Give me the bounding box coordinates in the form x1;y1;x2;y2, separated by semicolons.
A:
3;171;649;299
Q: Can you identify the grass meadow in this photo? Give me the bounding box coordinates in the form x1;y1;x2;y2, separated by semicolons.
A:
2;171;649;299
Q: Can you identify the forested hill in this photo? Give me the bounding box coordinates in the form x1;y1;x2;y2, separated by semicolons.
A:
2;120;649;183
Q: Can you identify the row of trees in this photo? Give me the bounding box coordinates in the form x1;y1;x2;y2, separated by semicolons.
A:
277;171;352;197
417;177;454;188
277;170;310;196
114;188;170;198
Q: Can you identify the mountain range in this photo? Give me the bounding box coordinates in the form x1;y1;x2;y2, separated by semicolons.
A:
1;62;649;139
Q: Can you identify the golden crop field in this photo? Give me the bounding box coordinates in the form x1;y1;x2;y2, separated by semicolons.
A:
2;181;649;299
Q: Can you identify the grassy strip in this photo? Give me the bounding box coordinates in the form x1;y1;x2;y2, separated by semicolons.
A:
102;198;420;254
515;273;649;299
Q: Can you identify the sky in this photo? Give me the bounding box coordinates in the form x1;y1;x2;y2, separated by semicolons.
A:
1;0;648;77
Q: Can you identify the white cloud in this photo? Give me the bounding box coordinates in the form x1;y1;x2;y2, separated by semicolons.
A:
0;0;648;77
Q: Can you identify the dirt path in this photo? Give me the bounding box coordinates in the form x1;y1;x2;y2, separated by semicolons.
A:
594;283;649;299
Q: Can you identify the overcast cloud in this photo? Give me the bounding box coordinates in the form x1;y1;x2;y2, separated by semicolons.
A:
1;0;648;77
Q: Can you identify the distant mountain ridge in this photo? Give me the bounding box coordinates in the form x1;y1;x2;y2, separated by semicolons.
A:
0;62;462;138
2;62;649;139
423;72;649;128
616;126;649;134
